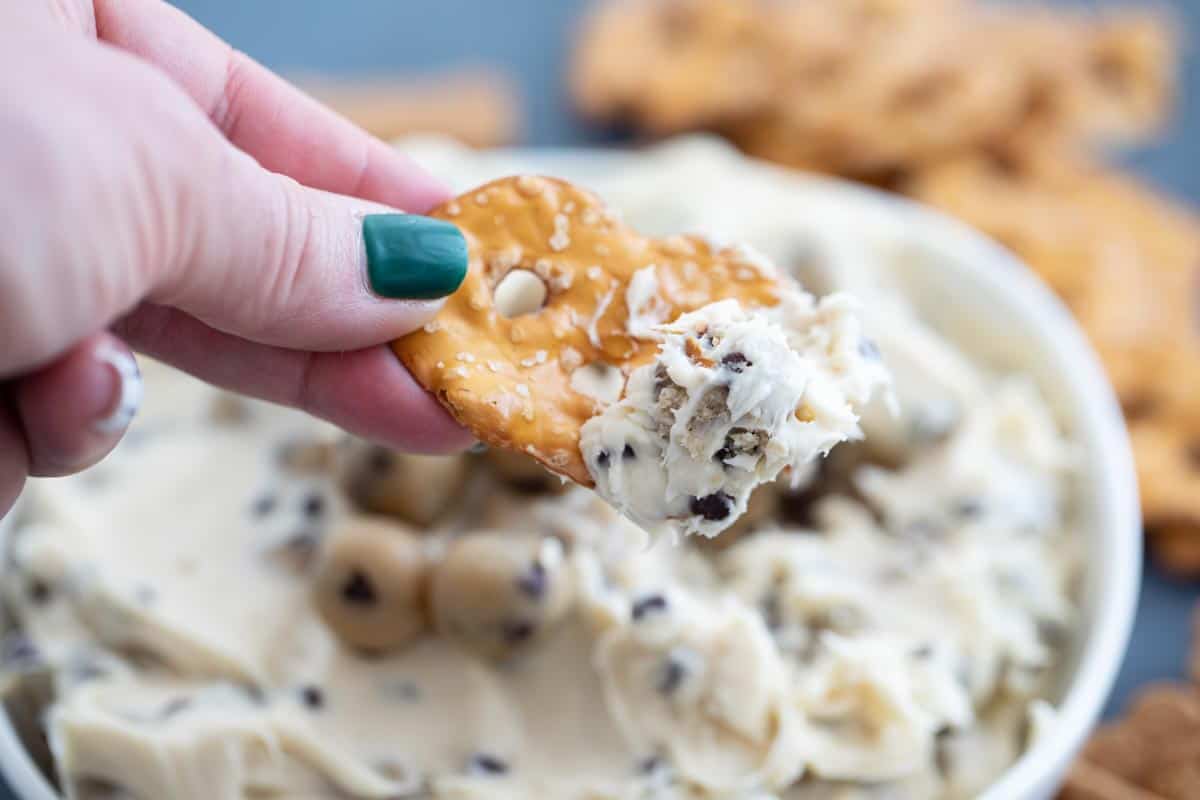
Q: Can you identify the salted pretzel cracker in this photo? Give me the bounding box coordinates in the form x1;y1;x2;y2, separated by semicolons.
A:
573;1;1174;180
905;153;1200;572
393;176;783;486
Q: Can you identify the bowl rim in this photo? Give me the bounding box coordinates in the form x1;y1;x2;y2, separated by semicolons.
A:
0;143;1141;800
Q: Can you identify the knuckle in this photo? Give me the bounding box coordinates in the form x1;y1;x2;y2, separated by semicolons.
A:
252;176;318;331
211;49;258;143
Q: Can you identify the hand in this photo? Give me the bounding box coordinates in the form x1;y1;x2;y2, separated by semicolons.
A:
0;0;476;516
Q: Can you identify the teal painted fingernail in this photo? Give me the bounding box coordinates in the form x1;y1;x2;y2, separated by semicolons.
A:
363;214;468;300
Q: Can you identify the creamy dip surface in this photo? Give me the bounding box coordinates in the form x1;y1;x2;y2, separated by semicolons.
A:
1;137;1080;800
582;291;889;538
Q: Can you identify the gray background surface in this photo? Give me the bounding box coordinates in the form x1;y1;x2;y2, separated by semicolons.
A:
3;0;1197;795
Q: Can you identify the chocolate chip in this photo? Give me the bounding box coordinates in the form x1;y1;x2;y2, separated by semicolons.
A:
251;493;277;517
721;352;751;372
469;753;509;775
902;518;944;541
934;725;956;776
631;594;668;621
157;697;192;720
858;338;882;359
637;755;664;775
714;428;765;464
516;562;548;599
952;497;984;519
368;448;394;474
71;777;128;800
657;655;688;695
69;663;106;686
1;634;39;667
622;444;636;460
387;680;423;702
596;450;611;469
302;493;326;519
690;492;733;521
502;620;535;643
341;569;378;606
762;592;783;631
300;685;325;710
27;578;52;606
240;684;267;705
1037;618;1068;648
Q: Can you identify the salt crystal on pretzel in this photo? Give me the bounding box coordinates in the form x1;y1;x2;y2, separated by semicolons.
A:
393;175;889;535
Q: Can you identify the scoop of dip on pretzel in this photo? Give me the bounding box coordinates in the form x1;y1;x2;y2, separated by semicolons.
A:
393;176;890;536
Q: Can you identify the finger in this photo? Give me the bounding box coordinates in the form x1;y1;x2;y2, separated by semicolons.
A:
1;47;467;376
27;0;94;34
154;144;469;352
92;0;450;212
0;396;30;520
14;333;141;477
115;304;473;454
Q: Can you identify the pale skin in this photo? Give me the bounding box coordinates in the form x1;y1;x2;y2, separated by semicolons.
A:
0;0;475;516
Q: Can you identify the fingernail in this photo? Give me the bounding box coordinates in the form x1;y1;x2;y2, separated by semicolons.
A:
364;214;468;300
93;345;143;434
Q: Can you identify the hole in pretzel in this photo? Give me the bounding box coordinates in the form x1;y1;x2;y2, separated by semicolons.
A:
569;362;625;406
493;269;548;318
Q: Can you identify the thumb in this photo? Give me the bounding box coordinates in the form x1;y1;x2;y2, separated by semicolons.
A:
157;144;468;352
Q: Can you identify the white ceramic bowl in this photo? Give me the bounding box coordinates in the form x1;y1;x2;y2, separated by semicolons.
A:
0;143;1140;800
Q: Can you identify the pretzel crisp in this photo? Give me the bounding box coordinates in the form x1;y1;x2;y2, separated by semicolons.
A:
572;0;1174;180
392;176;783;485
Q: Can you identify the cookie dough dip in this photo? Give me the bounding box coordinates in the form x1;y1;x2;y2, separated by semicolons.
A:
392;174;888;538
582;292;888;537
1;138;1081;800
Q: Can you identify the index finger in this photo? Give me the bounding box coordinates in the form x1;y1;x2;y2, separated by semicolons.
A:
93;0;451;213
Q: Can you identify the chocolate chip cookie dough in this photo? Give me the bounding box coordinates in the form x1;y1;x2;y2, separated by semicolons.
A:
582;293;887;537
1;139;1080;800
